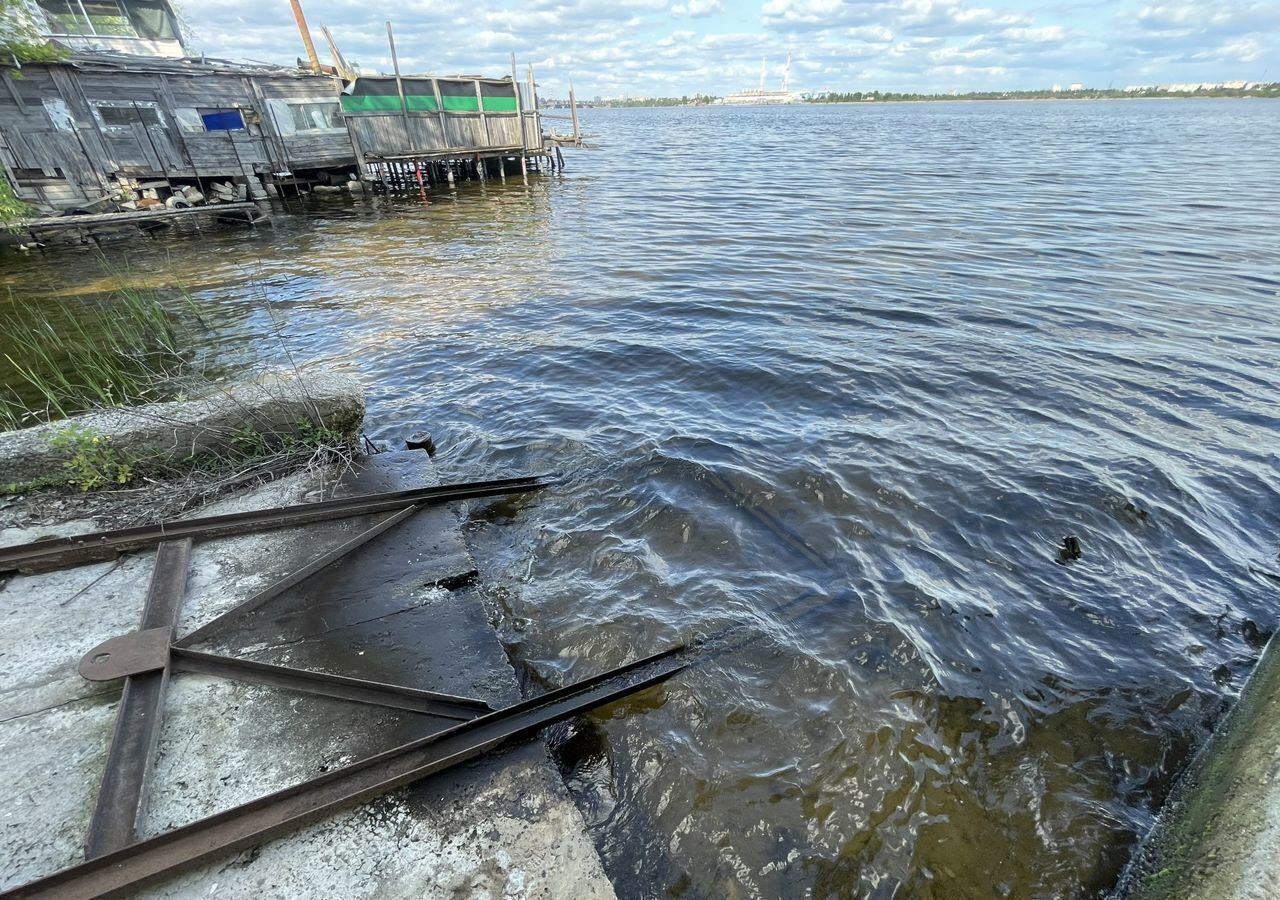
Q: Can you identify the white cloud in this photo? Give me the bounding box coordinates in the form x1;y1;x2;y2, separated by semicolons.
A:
671;0;725;17
176;0;1280;98
1193;37;1265;63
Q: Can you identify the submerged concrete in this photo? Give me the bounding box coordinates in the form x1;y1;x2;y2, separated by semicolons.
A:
0;451;615;898
1121;631;1280;900
0;368;364;486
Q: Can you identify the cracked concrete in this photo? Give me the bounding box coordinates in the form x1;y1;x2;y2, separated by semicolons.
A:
0;451;615;899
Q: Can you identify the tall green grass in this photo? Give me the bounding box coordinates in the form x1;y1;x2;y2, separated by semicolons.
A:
0;285;196;430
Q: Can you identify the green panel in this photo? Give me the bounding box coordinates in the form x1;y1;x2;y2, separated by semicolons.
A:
341;95;402;113
340;94;439;113
482;96;518;112
441;95;481;112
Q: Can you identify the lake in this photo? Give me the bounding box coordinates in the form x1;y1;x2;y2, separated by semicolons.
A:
3;98;1280;898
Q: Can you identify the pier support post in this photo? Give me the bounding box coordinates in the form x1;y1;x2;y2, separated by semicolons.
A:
414;159;427;203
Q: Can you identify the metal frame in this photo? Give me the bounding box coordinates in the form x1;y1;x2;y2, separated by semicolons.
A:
0;474;553;573
0;471;692;899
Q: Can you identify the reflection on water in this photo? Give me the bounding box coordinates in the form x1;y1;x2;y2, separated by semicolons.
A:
4;99;1280;898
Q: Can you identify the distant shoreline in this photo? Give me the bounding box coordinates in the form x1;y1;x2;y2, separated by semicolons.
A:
582;87;1279;110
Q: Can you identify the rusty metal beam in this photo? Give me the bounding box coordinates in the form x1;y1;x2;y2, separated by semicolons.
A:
170;648;491;720
3;644;688;900
84;539;191;860
0;475;552;574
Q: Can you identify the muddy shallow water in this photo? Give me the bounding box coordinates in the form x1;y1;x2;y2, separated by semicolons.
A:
4;99;1280;898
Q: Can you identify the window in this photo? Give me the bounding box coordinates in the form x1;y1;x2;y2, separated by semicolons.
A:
198;108;246;131
174;107;203;133
288;102;343;131
94;103;162;129
128;0;178;40
38;0;137;38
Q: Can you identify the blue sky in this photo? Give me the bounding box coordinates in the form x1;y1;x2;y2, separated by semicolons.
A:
183;1;1279;97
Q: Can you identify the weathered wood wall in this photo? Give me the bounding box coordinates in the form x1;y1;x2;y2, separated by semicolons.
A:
0;59;356;208
340;76;541;160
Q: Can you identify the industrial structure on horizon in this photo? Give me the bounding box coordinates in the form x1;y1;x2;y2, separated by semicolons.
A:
717;52;802;105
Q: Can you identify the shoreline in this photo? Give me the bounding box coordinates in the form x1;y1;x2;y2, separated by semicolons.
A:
593;93;1279;109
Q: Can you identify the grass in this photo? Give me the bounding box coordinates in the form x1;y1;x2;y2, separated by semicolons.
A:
0;272;363;503
0;283;199;430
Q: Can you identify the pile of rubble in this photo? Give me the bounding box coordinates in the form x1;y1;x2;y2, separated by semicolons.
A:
109;171;365;212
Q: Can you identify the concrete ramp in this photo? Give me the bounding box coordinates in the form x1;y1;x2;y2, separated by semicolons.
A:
0;452;615;899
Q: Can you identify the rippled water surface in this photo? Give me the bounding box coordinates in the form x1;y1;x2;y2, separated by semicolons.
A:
5;100;1280;898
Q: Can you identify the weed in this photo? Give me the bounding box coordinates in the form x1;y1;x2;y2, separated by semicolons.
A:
48;425;134;491
0;284;198;430
228;417;352;459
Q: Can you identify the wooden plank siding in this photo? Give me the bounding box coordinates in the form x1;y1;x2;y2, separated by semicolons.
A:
0;57;357;208
339;75;540;160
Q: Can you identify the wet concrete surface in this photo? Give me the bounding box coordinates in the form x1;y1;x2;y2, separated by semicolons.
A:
0;451;615;898
1121;629;1280;900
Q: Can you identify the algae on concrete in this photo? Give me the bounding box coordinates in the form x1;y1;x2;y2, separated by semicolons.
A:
1121;631;1280;900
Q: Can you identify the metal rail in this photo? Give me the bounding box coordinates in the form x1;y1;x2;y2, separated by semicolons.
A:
171;648;491;720
85;539;191;860
3;644;688;900
0;474;552;574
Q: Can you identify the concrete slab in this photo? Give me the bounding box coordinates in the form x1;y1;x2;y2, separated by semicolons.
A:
0;368;364;486
0;451;616;899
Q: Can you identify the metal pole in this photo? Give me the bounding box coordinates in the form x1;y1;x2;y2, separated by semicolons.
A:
386;20;411;160
386;21;409;120
569;81;581;145
288;0;322;73
510;53;527;182
527;63;541;170
318;24;354;81
414;159;427;203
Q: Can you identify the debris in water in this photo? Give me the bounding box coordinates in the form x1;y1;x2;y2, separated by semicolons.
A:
1057;535;1083;563
406;431;437;456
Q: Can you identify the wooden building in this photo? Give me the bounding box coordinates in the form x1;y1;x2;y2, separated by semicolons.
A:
1;0;559;211
0;51;358;209
339;71;551;186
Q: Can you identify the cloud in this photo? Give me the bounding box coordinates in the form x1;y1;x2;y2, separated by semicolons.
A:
175;0;1280;97
671;0;725;17
1193;37;1266;63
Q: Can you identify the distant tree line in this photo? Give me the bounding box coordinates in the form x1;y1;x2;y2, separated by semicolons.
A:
808;85;1280;103
590;96;719;108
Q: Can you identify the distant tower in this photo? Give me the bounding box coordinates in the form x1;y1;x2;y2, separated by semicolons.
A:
782;52;792;92
759;57;766;92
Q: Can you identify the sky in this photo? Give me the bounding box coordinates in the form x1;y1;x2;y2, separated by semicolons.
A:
179;0;1280;97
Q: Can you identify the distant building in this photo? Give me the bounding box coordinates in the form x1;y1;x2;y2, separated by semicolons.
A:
1220;80;1248;90
1068;82;1084;92
1051;84;1062;93
24;0;187;59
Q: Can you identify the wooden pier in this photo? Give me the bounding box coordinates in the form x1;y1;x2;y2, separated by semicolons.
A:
18;201;267;247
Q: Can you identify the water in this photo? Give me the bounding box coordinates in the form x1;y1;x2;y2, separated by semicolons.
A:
4;99;1280;898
